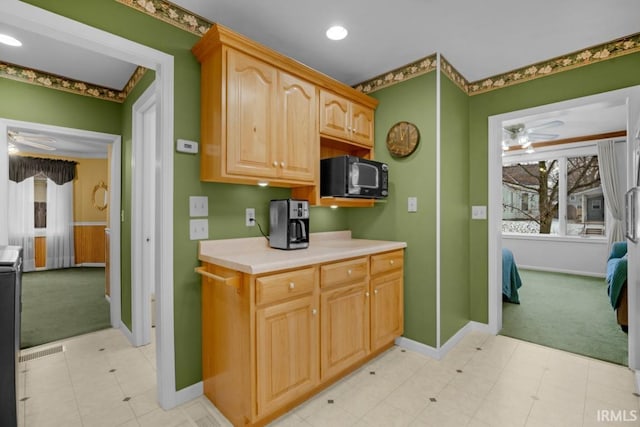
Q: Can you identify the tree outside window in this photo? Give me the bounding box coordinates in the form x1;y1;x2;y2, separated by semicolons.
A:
502;154;603;235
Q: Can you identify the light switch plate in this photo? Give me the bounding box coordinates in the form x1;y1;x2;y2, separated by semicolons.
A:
189;196;208;217
408;197;418;213
190;219;208;240
472;205;487;220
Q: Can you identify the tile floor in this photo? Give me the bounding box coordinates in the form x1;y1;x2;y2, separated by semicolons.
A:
18;328;640;427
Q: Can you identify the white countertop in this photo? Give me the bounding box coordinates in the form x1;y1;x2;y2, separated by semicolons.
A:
198;231;407;274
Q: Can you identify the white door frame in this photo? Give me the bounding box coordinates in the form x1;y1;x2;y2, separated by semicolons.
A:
131;83;156;347
488;85;640;373
2;0;184;409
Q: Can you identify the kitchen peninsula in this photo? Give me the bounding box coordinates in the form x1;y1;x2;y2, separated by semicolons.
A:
197;231;406;426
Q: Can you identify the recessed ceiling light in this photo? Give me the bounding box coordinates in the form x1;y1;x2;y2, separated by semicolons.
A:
0;34;22;47
326;25;348;41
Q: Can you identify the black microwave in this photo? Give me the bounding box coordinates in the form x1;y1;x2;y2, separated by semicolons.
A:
320;155;388;199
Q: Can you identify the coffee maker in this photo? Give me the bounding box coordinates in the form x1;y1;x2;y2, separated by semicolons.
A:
269;199;309;250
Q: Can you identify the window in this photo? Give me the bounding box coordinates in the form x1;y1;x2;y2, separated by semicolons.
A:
34;177;47;229
502;150;604;237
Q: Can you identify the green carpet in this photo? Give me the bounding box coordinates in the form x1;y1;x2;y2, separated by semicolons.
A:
21;267;111;349
500;269;628;365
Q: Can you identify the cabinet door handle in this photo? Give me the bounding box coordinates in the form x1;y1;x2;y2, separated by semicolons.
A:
390;260;395;265
365;292;370;297
312;309;317;315
374;289;379;295
280;162;285;168
289;282;295;290
347;269;352;275
272;161;278;167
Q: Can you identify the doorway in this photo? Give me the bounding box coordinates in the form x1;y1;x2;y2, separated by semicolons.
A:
488;86;640;373
2;119;121;348
2;0;179;409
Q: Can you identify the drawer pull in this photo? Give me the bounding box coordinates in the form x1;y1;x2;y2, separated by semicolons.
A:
390;260;395;265
374;289;379;295
347;269;352;275
194;267;239;290
289;282;295;290
365;292;370;297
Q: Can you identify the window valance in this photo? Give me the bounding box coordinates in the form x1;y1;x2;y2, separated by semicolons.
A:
9;156;77;185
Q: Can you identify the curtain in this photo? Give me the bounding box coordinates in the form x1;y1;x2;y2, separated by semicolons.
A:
597;140;624;248
45;178;75;269
8;177;36;272
9;156;76;184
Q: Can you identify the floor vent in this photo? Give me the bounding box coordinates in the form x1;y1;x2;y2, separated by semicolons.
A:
19;345;65;362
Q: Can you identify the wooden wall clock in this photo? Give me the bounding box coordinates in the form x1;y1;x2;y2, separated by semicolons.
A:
386;121;420;157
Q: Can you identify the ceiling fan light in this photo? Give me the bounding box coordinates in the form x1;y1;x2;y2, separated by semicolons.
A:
0;34;22;47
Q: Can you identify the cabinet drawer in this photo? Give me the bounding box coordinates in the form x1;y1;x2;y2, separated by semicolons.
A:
256;267;316;305
321;257;368;288
370;250;403;276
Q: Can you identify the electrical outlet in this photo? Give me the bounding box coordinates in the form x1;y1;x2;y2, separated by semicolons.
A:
190;219;208;240
246;208;255;227
189;196;208;217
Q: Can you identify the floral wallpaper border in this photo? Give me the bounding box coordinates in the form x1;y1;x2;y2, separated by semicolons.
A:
0;62;148;103
353;55;438;94
115;0;211;36
357;32;640;96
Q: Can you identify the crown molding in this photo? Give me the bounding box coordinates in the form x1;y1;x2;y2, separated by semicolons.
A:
0;62;148;103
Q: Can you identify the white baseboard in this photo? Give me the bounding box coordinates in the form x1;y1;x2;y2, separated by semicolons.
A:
173;381;203;407
518;264;605;278
76;262;106;268
396;321;492;360
636;370;640;393
120;322;135;346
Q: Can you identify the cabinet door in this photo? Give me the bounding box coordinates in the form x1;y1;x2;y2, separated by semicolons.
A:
350;103;374;147
371;272;403;352
320;282;370;380
319;90;350;141
226;49;278;178
256;295;319;416
278;72;317;182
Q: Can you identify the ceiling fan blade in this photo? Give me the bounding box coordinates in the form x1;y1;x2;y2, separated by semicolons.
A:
527;120;564;133
527;132;559;141
14;139;56;151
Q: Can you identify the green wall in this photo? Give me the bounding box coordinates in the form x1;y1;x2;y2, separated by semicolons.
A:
21;0;348;390
439;73;470;343
468;52;640;323
349;73;438;346
0;78;121;133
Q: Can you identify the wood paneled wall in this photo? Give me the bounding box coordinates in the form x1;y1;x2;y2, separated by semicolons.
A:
74;225;106;264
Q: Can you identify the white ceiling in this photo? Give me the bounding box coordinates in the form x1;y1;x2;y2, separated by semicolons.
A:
1;0;638;154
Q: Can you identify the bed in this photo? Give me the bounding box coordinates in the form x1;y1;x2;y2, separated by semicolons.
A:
502;248;522;304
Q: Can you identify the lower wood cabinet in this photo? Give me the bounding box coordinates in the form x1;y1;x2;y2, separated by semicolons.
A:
320;281;370;380
256;293;319;416
199;249;404;427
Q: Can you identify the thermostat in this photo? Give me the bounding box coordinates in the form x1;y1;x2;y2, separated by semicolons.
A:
176;139;198;154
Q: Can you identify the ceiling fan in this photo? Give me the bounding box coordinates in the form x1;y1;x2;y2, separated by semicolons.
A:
502;120;564;152
7;130;57;152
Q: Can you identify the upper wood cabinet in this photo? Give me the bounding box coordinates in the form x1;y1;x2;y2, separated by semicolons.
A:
320;90;374;147
193;24;377;191
198;48;316;186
